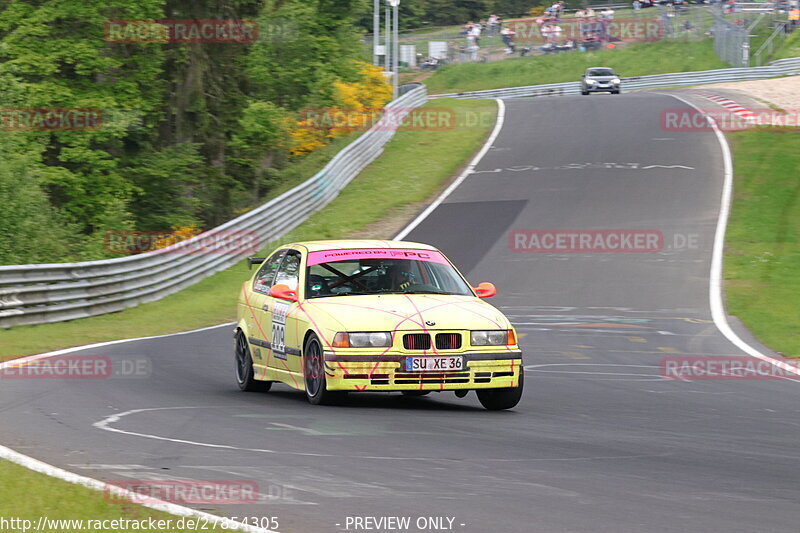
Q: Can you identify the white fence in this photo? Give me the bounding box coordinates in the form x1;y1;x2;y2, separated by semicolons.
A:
431;56;800;99
0;85;428;328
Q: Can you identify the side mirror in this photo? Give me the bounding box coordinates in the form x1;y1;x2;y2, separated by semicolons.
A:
269;284;298;302
247;257;265;270
473;282;497;299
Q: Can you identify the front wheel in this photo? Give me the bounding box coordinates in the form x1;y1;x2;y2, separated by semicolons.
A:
235;331;272;392
581;90;589;95
304;333;346;405
476;369;524;410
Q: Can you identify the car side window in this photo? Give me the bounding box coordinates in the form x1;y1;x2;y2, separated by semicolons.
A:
253;250;286;294
274;250;302;292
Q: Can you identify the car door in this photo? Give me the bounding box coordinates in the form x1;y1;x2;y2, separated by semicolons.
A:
247;249;286;375
268;249;304;375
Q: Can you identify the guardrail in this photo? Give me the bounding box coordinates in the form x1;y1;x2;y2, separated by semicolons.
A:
0;84;428;328
430;56;800;99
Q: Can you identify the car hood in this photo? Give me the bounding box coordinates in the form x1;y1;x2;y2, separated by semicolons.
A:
301;294;511;332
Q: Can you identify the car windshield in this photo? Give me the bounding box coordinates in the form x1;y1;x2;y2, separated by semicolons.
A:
588;68;615;76
305;249;473;298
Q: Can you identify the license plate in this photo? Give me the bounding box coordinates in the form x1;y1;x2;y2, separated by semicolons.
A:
405;356;464;372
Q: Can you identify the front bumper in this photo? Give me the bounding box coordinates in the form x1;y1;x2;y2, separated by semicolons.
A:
585;84;619;92
323;351;523;391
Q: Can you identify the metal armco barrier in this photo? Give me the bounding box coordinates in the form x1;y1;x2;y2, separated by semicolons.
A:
431;57;800;99
0;84;428;328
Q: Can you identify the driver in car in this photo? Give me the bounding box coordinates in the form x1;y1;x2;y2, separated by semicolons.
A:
381;263;416;291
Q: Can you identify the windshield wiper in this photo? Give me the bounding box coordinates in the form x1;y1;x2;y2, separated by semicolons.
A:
402;289;449;295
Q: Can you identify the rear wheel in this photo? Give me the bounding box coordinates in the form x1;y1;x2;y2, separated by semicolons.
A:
235;331;272;392
304;333;346;405
581;90;589;95
476;369;524;410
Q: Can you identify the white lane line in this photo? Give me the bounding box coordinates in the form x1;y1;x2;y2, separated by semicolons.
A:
91;406;487;461
0;321;273;533
0;445;276;533
666;92;800;377
394;98;506;240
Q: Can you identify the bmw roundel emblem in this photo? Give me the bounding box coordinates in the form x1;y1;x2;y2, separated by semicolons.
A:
425;320;436;326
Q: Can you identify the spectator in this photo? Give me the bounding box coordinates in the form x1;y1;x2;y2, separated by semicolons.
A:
542;23;555;42
585;7;596;18
633;0;642;10
468;43;479;61
501;26;516;53
488;14;499;35
790;6;800;29
470;23;482;47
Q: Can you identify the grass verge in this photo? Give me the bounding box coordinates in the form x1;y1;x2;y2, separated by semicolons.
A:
774;28;800;60
424;38;726;93
0;98;497;359
0;459;231;532
725;127;800;357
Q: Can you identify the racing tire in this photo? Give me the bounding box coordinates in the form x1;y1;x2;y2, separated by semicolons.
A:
304;333;346;405
401;391;431;397
235;330;272;392
581;91;589;95
613;90;621;94
476;369;524;410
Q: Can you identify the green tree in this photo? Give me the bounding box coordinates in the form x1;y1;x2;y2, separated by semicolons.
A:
0;135;79;264
246;0;365;111
0;0;164;235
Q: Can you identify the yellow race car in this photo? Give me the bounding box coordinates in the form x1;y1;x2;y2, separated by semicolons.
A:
234;240;523;410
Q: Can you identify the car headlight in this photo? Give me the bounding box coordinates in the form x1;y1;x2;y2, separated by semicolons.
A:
471;330;515;346
586;79;597;85
611;78;620;84
333;332;393;348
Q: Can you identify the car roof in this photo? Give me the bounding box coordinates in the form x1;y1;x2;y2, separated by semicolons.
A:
587;66;614;71
280;239;440;253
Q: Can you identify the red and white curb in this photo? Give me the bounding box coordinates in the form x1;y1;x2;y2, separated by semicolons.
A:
694;92;757;122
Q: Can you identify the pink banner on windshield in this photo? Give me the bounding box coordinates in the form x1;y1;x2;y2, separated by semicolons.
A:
307;248;449;266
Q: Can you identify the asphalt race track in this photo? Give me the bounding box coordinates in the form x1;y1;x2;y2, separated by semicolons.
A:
3;92;800;533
